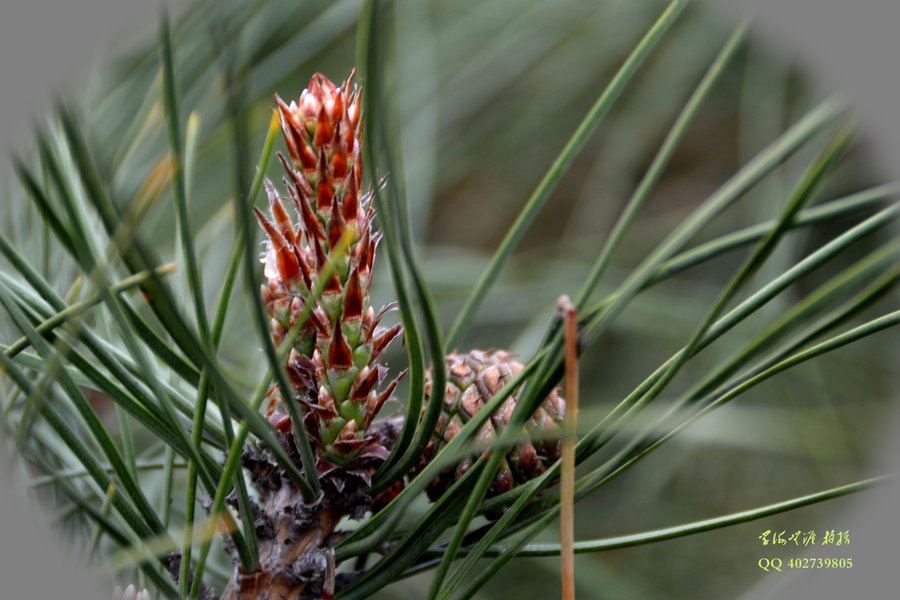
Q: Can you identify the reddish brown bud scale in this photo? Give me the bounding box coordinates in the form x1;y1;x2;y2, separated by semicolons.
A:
261;284;275;312
308;306;330;339
309;229;328;272
315;150;334;211
367;370;405;426
298;139;318;171
254;207;301;285
314;106;333;147
348;92;361;130
352;225;370;271
365;231;380;280
331;150;348;182
318;382;337;412
350;366;380;402
328;193;345;250
329;90;344;125
265;180;298;248
362;303;394;340
352;141;363;183
372;323;403;361
275;95;303;164
343;267;364;321
324;270;343;296
269;318;286;347
328;316;354;371
293;246;313;291
342;173;359;222
283;171;325;244
280;155;315;197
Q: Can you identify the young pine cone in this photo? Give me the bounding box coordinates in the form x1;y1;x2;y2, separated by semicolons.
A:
416;349;566;501
256;71;404;474
225;70;404;600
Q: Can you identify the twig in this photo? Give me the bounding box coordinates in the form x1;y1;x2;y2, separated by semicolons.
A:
559;295;579;600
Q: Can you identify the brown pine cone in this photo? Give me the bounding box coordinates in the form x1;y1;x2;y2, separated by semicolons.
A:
415;349;566;501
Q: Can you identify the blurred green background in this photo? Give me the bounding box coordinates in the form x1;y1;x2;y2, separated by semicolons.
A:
2;0;897;598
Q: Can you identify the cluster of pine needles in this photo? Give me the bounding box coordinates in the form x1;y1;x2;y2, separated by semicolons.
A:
1;0;898;598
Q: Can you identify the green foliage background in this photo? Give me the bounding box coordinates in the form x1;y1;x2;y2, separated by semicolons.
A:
1;1;897;598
